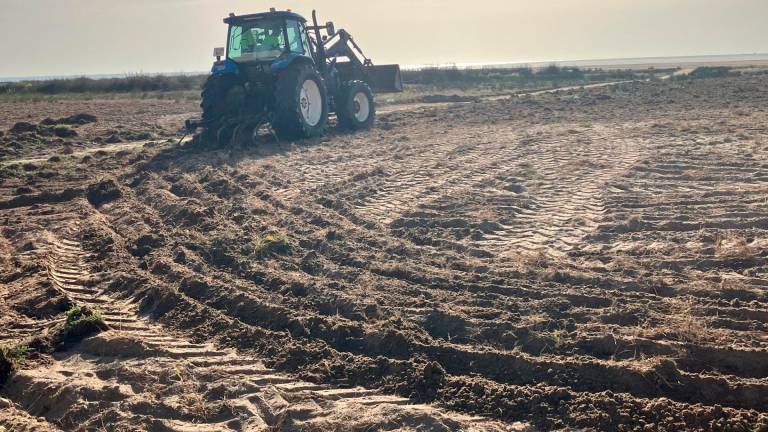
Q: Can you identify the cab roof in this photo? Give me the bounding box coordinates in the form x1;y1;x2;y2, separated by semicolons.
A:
223;11;306;25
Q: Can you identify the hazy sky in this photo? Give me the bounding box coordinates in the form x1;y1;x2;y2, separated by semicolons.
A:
1;0;766;77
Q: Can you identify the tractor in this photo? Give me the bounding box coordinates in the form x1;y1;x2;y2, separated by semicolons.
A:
186;8;403;145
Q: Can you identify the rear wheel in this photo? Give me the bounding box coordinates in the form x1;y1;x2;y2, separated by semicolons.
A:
336;80;375;131
272;64;329;140
200;74;244;145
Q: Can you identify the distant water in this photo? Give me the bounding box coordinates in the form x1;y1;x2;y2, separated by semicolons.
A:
402;53;768;70
3;53;768;82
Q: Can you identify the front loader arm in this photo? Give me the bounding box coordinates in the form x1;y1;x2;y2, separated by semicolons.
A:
321;29;402;93
323;29;370;68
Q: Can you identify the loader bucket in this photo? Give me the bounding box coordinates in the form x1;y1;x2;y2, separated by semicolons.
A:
366;64;403;93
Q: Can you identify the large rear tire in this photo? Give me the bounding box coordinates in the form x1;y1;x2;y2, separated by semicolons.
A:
272;64;329;140
200;74;244;145
336;80;375;131
201;74;243;124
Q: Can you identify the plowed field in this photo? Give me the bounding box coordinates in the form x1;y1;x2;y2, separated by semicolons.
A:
2;73;767;431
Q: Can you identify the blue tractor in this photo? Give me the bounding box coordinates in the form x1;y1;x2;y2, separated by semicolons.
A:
186;8;403;144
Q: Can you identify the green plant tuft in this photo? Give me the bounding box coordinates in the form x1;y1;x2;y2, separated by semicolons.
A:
253;231;293;258
0;343;29;384
60;306;109;344
65;306;105;330
0;344;29;366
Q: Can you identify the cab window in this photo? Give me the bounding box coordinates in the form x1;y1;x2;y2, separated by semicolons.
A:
228;19;286;62
300;22;313;56
286;19;304;54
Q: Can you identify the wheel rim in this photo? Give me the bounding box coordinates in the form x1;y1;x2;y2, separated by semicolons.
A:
353;91;371;122
299;79;323;127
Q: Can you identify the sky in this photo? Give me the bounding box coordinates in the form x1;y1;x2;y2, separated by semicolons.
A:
0;0;766;78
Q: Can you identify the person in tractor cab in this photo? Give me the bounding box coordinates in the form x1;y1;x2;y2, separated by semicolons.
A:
241;28;256;54
260;24;283;50
238;21;282;56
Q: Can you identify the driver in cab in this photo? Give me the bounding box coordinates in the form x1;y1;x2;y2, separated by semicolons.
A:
241;24;282;55
260;25;283;50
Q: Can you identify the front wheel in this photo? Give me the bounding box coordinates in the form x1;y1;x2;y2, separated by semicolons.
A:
336;80;375;131
272;64;329;140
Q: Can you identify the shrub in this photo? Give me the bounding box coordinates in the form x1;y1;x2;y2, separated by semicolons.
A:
0;74;207;95
0;344;29;365
688;67;736;79
401;65;591;86
0;164;21;180
61;306;108;342
0;344;29;384
537;64;584;81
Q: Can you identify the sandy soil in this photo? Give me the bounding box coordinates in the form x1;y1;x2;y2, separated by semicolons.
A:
2;73;768;431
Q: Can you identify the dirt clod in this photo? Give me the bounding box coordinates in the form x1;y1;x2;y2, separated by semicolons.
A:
10;122;37;134
104;134;122;144
53;126;77;138
86;179;122;207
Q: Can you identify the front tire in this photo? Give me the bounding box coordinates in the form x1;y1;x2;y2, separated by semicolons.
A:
336;80;375;131
272;64;329;140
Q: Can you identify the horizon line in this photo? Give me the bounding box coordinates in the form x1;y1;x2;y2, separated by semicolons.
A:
2;52;767;83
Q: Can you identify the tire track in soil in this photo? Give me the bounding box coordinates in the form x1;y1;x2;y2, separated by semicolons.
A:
345;123;659;258
575;135;768;342
266;126;504;210
0;176;90;347
473;128;656;257
266;122;657;258
357;134;539;228
263;87;669;258
330;128;530;228
4;224;522;431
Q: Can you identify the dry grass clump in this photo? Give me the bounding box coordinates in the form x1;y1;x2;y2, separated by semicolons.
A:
626;317;655;340
170;367;213;421
253;231;293;258
714;232;757;258
610;254;639;277
666;300;709;344
517;248;552;271
0;237;14;264
473;205;501;223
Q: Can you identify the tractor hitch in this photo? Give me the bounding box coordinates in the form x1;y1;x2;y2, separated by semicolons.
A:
185;118;208;133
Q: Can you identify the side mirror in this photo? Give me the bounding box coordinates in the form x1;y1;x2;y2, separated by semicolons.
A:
326;22;336;37
213;47;225;61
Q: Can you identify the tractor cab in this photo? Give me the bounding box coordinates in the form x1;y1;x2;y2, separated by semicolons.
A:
219;11;313;69
209;11;312;78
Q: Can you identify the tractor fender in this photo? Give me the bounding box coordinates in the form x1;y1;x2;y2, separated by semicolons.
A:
211;58;239;75
271;54;314;74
